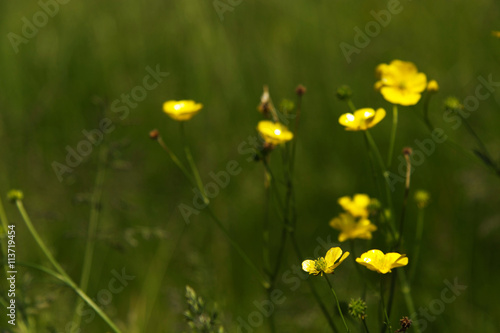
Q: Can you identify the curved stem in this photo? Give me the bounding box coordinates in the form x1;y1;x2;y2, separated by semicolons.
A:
387;105;398;168
206;206;270;288
180;122;208;204
14;200;122;333
324;275;350;333
72;146;108;331
362;319;371;333
157;136;194;184
290;235;338;332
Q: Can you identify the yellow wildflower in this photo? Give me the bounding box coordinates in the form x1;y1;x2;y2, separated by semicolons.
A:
302;247;350;276
355;249;408;274
257;120;293;145
163;100;203;121
375;60;427;106
427;80;439;93
329;213;377;242
338;194;371;218
338;108;386;131
492;31;500;38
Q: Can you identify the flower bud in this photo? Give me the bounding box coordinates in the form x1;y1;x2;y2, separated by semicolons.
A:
427;80;439;93
336;85;352;101
295;84;307;96
414;190;430;209
7;190;24;203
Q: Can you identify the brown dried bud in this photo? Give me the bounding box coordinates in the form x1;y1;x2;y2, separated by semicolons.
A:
403;147;413;156
149;129;159;140
295;84;307;96
396;316;412;332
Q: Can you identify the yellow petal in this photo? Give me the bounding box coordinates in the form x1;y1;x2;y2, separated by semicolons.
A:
302;260;318;275
325;247;343;265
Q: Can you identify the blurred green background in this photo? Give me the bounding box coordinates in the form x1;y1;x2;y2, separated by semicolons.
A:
1;0;500;332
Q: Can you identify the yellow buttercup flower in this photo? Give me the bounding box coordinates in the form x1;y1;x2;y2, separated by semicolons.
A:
355;249;408;274
329;213;377;242
338;108;386;131
302;247;350;276
492;31;500;38
375;60;427;106
163;100;203;121
427;80;439;93
338;194;372;218
257;120;293;145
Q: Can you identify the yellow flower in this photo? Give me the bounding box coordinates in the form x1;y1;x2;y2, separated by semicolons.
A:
302;247;350;276
257;120;293;145
338;194;371;218
427;80;439;93
375;60;427;106
329;213;377;242
492;31;500;38
355;249;408;274
163;100;203;121
338;108;386;131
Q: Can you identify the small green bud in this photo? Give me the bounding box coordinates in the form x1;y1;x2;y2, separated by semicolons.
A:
444;96;462;112
348;298;367;320
7;190;24;203
414;190;430;209
336;85;352;101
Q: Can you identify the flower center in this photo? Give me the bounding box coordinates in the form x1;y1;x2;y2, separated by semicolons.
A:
315;257;327;272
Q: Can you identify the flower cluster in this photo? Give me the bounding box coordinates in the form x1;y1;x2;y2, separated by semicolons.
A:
329;194;378;242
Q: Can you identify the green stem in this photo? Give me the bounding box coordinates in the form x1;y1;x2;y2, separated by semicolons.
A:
362;319;371;333
205;207;270;288
72;146;108;331
0;196;11;280
387;105;398;168
379;277;392;333
290;235;338;333
364;131;397;239
398;269;421;333
157;136;195;184
14;200;122;333
347;100;356;112
324;275;350;333
263;174;272;277
180;122;209;204
409;208;425;283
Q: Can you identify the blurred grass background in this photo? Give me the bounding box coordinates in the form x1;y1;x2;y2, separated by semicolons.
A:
1;0;500;332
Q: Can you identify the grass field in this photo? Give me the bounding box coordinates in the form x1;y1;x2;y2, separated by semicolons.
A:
1;0;500;332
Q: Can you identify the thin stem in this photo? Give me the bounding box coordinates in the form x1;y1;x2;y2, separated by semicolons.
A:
324;275;350;333
362;319;371;333
290;235;338;333
347;100;356;112
72;146;108;331
462;117;500;175
395;153;411;250
364;131;397;239
157;136;195;184
387;105;398;168
263;174;272;276
14;200;122;333
409;208;425;283
379;277;392;333
205;207;270;288
398;269;421;333
180;122;209;203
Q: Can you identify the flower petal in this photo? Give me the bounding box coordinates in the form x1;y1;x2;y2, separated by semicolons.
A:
302;260;318;275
